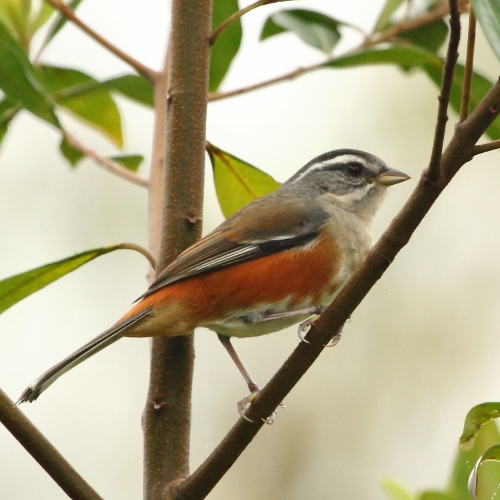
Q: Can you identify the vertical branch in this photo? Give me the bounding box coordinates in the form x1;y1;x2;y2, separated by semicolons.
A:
460;6;476;122
143;1;212;498
426;0;461;183
148;50;169;274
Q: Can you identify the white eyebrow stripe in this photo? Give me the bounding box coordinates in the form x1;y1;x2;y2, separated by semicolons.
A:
290;154;365;183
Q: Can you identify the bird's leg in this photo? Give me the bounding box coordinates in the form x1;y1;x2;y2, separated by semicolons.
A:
247;305;326;323
217;335;280;424
218;334;259;393
243;305;328;344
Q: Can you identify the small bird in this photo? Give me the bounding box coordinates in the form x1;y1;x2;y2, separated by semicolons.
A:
18;149;409;406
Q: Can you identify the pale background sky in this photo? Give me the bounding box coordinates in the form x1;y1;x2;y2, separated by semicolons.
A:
1;1;500;499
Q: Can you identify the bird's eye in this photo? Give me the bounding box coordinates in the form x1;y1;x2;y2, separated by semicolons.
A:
345;162;363;177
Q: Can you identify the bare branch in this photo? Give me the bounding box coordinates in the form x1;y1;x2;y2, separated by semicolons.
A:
460;6;477;122
0;388;103;499
64;133;149;187
43;0;158;83
426;0;461;183
472;139;500;156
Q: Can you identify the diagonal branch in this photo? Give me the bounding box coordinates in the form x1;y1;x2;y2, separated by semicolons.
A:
43;0;158;83
174;72;500;500
64;133;149;187
426;0;461;183
0;388;103;499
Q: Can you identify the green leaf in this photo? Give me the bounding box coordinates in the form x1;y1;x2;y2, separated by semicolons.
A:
0;0;30;46
0;97;20;147
260;9;342;54
324;44;442;70
448;420;500;500
207;143;281;218
374;0;406;31
41;0;83;50
210;0;242;92
417;493;454;500
0;0;55;47
468;444;500;500
109;154;144;172
59;135;84;166
31;2;55;34
0;122;7;146
260;16;287;40
38;65;123;147
422;63;500;140
380;477;415;500
398;19;449;54
459;403;500;452
0;244;148;315
471;0;500;62
103;74;154;107
0;22;59;126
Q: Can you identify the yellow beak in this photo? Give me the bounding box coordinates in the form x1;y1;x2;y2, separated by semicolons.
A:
374;167;410;186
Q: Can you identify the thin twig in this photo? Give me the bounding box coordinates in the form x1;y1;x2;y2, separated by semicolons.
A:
210;0;277;45
426;0;461;183
0;387;103;499
460;6;476;122
43;0;158;83
472;139;500;156
175;75;500;500
64;133;149;187
209;1;462;102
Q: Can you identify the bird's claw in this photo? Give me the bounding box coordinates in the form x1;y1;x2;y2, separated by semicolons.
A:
237;389;284;425
298;312;322;343
324;331;341;347
323;319;348;347
238;390;258;422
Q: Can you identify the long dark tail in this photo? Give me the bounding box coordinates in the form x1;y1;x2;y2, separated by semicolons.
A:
18;308;153;403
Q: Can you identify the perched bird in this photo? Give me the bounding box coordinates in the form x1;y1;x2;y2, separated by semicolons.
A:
18;149;409;407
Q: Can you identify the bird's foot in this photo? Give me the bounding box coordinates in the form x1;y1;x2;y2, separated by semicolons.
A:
297;306;327;343
237;389;285;425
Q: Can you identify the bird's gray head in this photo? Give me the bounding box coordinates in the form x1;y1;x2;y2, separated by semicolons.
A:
282;149;409;222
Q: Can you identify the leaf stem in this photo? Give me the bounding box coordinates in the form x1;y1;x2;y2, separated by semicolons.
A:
43;0;158;83
210;0;277;45
113;243;156;269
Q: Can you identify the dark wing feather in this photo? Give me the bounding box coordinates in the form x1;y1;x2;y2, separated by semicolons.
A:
141;197;327;298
